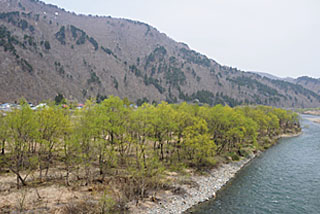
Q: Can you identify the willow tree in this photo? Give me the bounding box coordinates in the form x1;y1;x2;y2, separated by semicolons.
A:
99;96;132;165
73;99;102;184
6;100;39;188
152;102;176;161
199;105;257;154
129;103;156;168
0;114;8;174
126;103;165;199
0;114;7;155
271;108;299;131
37;104;70;181
171;102;198;163
182;117;216;168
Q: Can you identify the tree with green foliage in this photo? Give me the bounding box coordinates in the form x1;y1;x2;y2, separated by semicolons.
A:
55;93;67;105
62;122;78;186
171;103;198;163
152;102;176;161
73;99;102;184
182;118;216;167
99;96;131;164
0;114;7;155
44;40;50;50
0;95;301;205
36;103;70;181
129;103;156;168
6;100;39;188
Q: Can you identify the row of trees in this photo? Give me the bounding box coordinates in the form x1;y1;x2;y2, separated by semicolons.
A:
0;97;300;198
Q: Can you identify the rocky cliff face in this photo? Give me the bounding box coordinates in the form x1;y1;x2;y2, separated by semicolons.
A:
0;0;319;107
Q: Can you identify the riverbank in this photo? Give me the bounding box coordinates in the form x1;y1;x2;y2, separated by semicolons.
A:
181;117;320;214
276;132;302;139
307;118;320;124
131;132;302;214
303;110;320;116
131;155;256;214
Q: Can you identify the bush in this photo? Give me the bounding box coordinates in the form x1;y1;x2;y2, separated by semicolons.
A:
89;37;98;50
55;26;65;45
44;41;50;50
229;152;240;161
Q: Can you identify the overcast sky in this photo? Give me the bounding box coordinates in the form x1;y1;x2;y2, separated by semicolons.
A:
43;0;320;78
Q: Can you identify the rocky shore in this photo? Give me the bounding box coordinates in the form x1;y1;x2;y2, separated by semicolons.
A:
131;153;256;214
307;118;320;124
131;132;302;214
303;110;320;116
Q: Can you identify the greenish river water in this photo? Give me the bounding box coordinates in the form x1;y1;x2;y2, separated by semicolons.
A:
188;115;320;214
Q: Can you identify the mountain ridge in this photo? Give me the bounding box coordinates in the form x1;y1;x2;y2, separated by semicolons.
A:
0;0;319;108
254;72;320;96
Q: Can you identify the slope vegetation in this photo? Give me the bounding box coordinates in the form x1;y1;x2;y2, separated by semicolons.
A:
0;0;319;107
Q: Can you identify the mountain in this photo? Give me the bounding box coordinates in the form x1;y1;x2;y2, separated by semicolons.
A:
254;73;320;96
293;76;320;95
0;0;320;108
253;72;300;82
252;72;284;80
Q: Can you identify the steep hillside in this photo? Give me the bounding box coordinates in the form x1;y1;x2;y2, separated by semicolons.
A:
294;76;320;95
252;72;284;80
0;0;320;107
254;73;320;98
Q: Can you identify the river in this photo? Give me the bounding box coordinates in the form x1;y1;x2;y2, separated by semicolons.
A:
187;115;320;214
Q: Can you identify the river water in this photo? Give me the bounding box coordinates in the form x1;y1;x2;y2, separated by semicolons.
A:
188;115;320;214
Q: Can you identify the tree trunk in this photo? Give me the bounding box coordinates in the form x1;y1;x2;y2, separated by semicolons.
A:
99;152;104;178
141;137;146;168
39;164;43;182
10;167;27;189
1;140;4;155
135;145;140;169
45;153;53;179
160;142;164;161
177;133;182;161
65;167;70;186
111;132;114;144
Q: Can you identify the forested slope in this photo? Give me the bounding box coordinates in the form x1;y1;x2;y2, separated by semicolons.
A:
0;0;319;107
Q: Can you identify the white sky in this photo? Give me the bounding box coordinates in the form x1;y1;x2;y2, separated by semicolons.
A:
43;0;320;78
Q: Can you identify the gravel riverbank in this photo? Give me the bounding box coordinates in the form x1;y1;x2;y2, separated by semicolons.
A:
133;153;256;214
131;132;302;214
307;118;320;124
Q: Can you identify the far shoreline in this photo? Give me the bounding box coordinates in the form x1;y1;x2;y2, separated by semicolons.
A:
307;118;320;124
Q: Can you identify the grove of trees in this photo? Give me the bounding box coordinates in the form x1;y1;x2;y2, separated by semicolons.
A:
0;97;300;210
